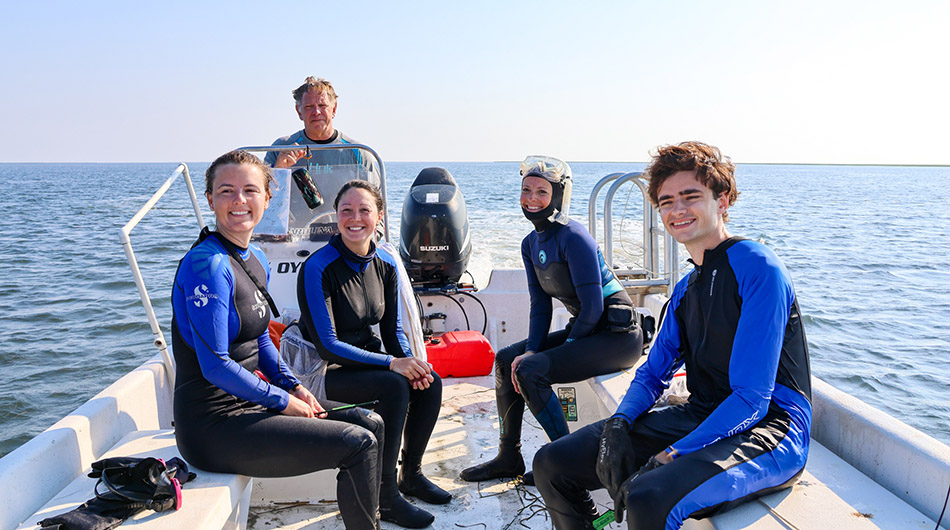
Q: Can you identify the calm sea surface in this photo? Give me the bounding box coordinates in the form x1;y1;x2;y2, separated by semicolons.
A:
1;162;948;458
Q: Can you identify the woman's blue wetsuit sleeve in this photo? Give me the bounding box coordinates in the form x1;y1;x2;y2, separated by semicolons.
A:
668;248;794;457
523;236;552;353
563;228;606;340
256;332;300;390
177;250;290;410
378;254;414;358
302;256;394;367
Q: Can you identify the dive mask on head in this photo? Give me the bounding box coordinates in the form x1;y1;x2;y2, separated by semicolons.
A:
520;155;573;231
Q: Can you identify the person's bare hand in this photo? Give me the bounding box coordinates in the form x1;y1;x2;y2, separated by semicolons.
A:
390;357;433;388
274;149;307;168
510;351;535;394
281;394;315;418
409;372;435;390
292;385;327;417
653;449;674;465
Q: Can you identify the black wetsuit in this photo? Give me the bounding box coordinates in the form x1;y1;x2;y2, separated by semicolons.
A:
297;234;442;488
496;219;643;443
171;232;382;530
534;237;812;530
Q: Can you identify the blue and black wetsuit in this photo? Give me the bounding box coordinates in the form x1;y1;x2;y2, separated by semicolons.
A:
172;231;383;530
495;219;643;443
297;234;443;492
534;237;812;530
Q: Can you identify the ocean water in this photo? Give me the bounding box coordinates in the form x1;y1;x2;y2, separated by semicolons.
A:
0;161;948;458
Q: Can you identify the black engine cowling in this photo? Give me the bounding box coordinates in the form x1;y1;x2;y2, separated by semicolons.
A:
399;167;472;286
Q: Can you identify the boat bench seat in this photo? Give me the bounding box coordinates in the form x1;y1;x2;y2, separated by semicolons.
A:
586;372;939;529
17;429;252;530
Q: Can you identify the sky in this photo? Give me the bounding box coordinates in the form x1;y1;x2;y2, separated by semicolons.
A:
2;1;948;165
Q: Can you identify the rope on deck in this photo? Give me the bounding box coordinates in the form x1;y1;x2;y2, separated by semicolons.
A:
471;474;551;529
504;476;549;529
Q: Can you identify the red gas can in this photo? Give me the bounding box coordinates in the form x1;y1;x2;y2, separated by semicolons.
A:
425;330;495;377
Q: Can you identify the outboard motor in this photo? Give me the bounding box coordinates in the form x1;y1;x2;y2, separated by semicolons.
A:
400;167;472;286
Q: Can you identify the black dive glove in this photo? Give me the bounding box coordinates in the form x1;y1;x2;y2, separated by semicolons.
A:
612;455;664;524
595;416;636;500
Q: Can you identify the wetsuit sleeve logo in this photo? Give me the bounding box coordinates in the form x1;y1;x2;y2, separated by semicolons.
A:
187;284;218;308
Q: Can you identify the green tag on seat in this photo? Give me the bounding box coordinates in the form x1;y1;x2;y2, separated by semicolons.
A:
593;510;614;529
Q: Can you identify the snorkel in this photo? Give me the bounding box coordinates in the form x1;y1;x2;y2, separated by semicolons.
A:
520;155;573;232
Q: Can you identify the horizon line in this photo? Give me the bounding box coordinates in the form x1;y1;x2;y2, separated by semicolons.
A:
1;160;949;168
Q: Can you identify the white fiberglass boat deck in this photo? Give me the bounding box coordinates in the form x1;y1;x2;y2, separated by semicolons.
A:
1;151;949;530
245;373;950;530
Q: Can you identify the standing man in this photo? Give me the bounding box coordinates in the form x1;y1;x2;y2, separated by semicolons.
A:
533;141;812;530
264;76;375;172
262;77;378;241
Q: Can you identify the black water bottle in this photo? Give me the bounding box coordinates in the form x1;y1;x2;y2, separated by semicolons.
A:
291;168;324;209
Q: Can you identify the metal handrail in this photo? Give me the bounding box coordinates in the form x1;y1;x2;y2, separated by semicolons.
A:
119;163;206;389
603;173;650;270
589;171;680;294
235;144;390;241
587;172;625;240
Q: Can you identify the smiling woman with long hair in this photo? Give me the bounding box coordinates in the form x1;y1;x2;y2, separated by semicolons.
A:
297;180;449;529
171;151;383;530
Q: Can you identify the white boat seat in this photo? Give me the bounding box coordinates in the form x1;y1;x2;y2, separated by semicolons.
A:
17;429;251;530
585;372;940;530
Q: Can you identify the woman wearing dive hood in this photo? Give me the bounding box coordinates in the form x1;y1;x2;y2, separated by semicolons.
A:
461;156;644;484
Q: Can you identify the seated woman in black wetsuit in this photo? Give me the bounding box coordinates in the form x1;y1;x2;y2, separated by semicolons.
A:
460;156;644;484
297;180;448;529
171;151;383;530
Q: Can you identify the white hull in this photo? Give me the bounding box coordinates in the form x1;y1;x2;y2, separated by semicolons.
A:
4;160;947;530
3;269;948;529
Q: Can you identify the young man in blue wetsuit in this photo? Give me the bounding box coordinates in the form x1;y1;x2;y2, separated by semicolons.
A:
533;142;812;530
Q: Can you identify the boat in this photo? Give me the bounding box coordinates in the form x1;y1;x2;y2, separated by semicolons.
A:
1;145;948;530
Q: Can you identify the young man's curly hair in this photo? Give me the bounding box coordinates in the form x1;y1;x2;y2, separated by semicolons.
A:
646;141;739;222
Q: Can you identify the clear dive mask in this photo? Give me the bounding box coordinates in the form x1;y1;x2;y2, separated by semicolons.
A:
520;155;571;184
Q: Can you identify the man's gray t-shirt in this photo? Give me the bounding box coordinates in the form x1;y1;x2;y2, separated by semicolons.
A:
263;129;375;172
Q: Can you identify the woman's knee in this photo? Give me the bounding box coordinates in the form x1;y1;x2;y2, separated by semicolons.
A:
338;424;380;468
408;371;442;411
495;341;524;368
362;410;385;439
426;371;442;396
375;370;412;399
513;353;549;388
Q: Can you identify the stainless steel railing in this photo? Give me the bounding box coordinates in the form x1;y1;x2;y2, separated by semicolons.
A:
120;163;206;388
235;144;389;241
588;172;679;295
